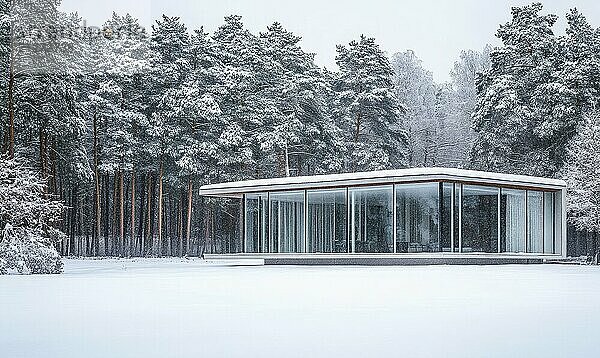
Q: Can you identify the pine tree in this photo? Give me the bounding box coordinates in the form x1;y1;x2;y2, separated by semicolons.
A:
334;35;408;171
211;15;268;179
259;22;342;176
563;110;600;262
0;155;64;274
470;3;598;177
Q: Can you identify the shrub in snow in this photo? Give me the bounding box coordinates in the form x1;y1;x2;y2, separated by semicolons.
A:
0;156;65;274
0;225;63;274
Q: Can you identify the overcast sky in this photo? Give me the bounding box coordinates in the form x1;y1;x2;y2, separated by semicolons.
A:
60;0;600;82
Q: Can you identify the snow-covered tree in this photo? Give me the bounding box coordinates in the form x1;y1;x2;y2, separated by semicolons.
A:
471;3;599;177
0;156;64;274
259;22;343;176
563;110;600;261
334;35;408;172
390;50;437;167
451;46;492;120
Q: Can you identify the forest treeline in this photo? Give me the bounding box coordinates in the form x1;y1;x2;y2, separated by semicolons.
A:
1;2;599;259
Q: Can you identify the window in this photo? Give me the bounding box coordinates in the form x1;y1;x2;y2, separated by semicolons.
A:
554;191;563;255
440;183;453;252
396;183;440;253
462;185;499;253
349;186;393;253
242;183;562;256
501;189;526;253
245;193;268;253
307;189;347;253
455;184;460;252
270;191;305;253
543;192;554;254
527;191;544;253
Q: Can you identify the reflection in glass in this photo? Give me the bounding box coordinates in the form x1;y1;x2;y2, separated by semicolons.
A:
501;189;526;253
462;185;499;253
440;183;453;252
543;192;554;254
527;191;544;253
350;186;393;253
307;189;347;253
455;184;460;252
245;193;268;253
270;191;305;253
554;191;562;255
396;183;440;253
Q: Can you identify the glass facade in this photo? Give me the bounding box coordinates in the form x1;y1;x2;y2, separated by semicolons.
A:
245;193;268;253
350;186;393;253
440;183;453;252
242;182;563;256
269;191;305;253
307;189;347;253
396;183;439;253
543;192;554;254
527;191;544;253
462;185;498;253
501;189;526;253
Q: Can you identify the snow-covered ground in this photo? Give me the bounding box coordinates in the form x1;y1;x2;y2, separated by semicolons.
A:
1;259;599;358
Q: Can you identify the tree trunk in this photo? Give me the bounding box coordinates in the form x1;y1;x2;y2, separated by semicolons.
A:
178;193;183;256
158;162;164;256
186;178;193;256
130;170;135;257
119;170;124;257
146;174;152;256
93;112;101;256
112;174;118;256
103;174;110;255
7;54;15;158
50;141;57;194
137;172;146;256
39;128;45;177
352;112;362;172
284;143;290;177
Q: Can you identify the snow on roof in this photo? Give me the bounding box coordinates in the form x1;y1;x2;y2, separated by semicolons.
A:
199;167;566;197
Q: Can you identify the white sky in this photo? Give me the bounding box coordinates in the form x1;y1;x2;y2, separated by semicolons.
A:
60;0;600;82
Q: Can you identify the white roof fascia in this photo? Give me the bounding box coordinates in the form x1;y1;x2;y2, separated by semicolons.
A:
199;167;566;197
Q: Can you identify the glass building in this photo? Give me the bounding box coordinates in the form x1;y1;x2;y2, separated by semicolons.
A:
200;168;567;262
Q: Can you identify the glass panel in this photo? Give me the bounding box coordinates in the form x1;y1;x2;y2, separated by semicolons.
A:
270;191;305;253
454;184;460;252
543;192;554;254
554;191;562;255
245;193;268;253
462;185;498;253
396;183;440;253
501;189;526;253
440;183;453;252
527;191;544;253
307;189;347;253
350;186;393;253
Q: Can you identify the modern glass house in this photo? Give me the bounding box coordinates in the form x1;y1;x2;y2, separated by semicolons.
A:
199;168;567;264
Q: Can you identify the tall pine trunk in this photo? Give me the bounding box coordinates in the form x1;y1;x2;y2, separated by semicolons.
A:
158;161;164;256
145;174;152;256
130;170;135;257
93;113;101;256
103;174;110;255
119;170;124;257
186;177;193;256
112;174;118;256
7;54;15;158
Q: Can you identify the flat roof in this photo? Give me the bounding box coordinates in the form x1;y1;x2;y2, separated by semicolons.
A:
199;167;566;197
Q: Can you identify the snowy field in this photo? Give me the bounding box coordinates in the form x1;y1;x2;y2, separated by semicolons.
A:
1;259;599;358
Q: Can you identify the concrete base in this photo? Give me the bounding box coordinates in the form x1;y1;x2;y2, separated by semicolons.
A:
203;253;558;266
